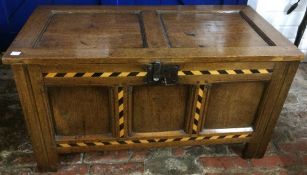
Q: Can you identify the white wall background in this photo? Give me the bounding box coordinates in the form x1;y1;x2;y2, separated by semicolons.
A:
248;0;307;62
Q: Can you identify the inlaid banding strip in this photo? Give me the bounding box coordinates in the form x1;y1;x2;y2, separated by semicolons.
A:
43;69;273;78
118;87;125;138
56;133;251;148
192;85;205;134
178;69;273;76
43;72;147;78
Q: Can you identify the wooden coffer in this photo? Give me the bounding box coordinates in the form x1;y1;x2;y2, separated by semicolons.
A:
2;5;303;171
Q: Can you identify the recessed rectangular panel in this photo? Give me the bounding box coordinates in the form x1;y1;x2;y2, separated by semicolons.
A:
35;13;144;49
132;85;189;133
161;12;269;48
48;87;111;136
204;82;265;129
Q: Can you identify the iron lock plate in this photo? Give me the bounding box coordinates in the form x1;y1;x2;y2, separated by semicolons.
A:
146;62;179;85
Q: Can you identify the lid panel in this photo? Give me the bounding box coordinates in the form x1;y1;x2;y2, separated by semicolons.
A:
161;12;269;48
35;13;144;49
3;6;303;64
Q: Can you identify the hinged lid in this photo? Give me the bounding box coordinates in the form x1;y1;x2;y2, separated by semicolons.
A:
2;5;303;64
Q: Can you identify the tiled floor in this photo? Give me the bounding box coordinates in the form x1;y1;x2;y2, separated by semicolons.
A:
0;63;306;174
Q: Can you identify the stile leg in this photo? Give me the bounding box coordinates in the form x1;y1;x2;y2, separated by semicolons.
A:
243;62;299;158
12;65;58;171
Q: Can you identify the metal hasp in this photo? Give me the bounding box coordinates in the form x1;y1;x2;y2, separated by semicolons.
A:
146;61;179;85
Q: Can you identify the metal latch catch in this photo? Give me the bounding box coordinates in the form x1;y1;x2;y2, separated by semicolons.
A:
146;61;179;85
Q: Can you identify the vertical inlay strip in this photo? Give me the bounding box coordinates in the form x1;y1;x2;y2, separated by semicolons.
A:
192;85;206;134
118;87;125;137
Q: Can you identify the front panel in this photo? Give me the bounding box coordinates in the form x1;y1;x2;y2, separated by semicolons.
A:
38;62;274;152
132;85;189;134
204;82;265;129
48;86;112;136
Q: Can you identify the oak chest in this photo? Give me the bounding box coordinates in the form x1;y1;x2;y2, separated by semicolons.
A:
2;5;303;171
